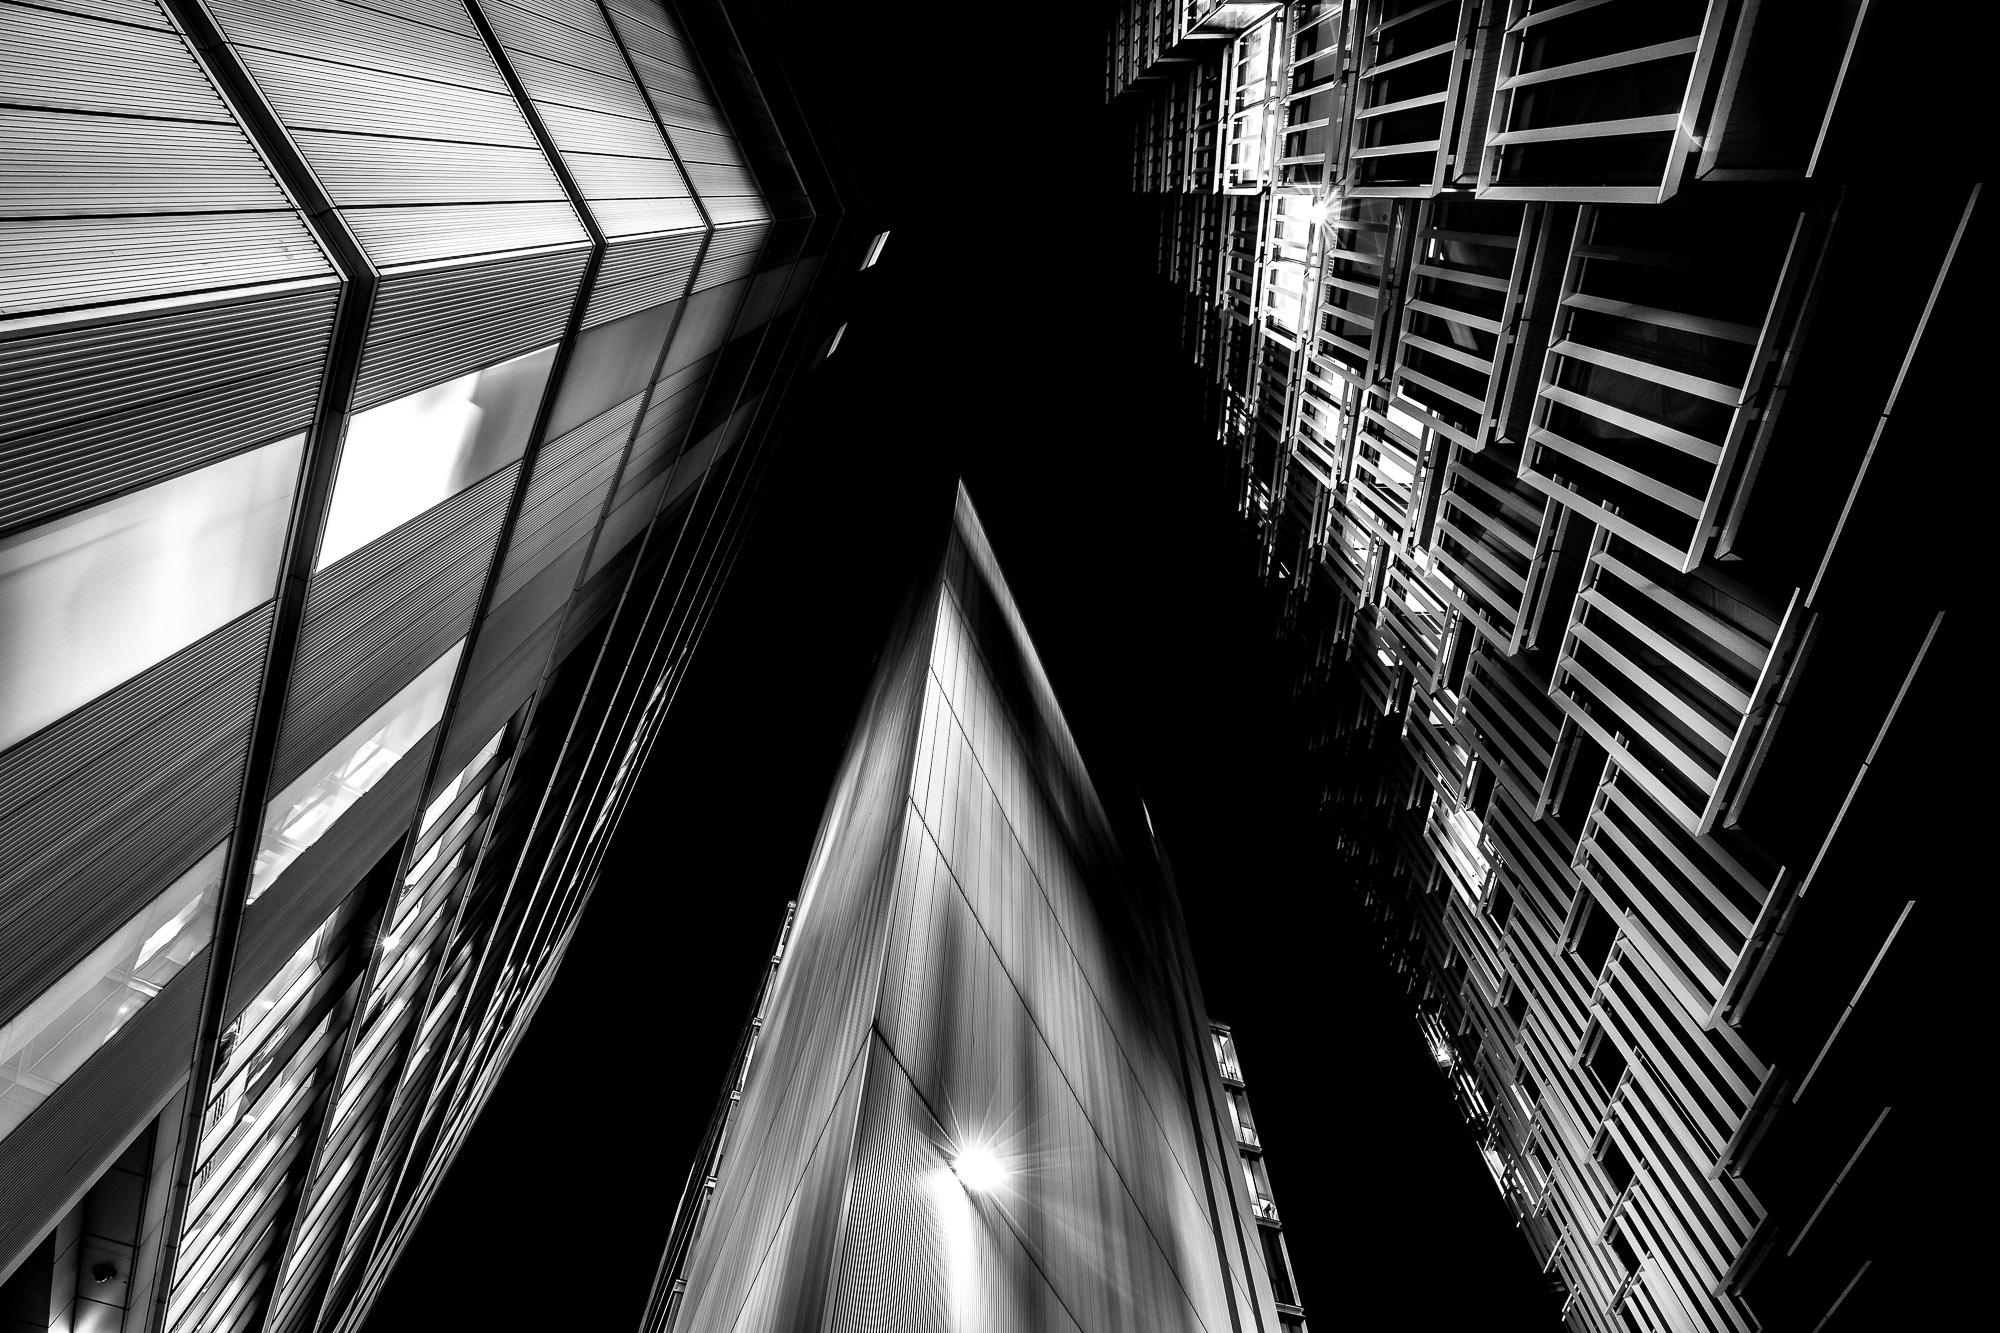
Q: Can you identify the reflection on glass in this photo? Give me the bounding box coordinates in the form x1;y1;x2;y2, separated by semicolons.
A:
0;436;304;754
0;842;225;1144
248;641;464;904
317;344;559;568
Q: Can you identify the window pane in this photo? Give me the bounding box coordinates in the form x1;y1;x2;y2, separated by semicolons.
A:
317;344;559;569
0;436;304;753
0;842;226;1144
249;641;464;904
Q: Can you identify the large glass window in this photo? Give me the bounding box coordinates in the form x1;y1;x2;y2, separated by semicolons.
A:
317;345;558;568
0;437;304;753
249;641;464;904
0;843;226;1143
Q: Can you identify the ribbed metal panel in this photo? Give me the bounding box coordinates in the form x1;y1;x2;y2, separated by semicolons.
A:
0;605;270;1026
692;220;765;291
272;467;516;789
227;732;434;1016
207;0;496;90
588;197;707;237
207;0;590;272
0;109;292;214
27;0;172;28
440;608;560;778
498;44;655;121
232;47;542;146
351;244;588;409
0;215;332;317
582;228;704;328
2;1;231;119
558;149;693;203
289;132;570;206
482;0;628;84
0;951;205;1286
491;393;637;602
0;281;338;534
340;201;582;269
526;98;675;157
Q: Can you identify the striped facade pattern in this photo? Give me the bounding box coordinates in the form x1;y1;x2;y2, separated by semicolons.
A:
1112;3;1971;1332
0;2;845;1330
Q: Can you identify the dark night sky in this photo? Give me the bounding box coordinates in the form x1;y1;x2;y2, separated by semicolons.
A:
369;6;1565;1327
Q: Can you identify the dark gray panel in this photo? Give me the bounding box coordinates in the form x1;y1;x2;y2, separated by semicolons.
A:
0;606;270;1027
490;402;632;606
0;282;338;536
351;245;589;410
544;304;675;439
438;608;560;778
581;229;705;329
0;949;203;1287
694;220;766;291
227;731;435;1017
272;468;516;789
657;277;746;379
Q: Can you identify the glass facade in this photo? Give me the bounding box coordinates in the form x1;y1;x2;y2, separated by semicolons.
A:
317;346;559;569
0;843;225;1143
250;643;464;906
0;436;302;752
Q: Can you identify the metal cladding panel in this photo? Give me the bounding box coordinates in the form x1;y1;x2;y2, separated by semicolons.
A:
0;605;270;1027
491;395;635;602
351;244;588;410
227;729;435;1015
2;2;230;119
527;98;678;158
0;281;337;534
498;45;656;121
581;228;705;328
206;0;494;89
206;0;590;270
232;47;542;146
439;606;559;777
341;201;583;269
693;221;766;292
1;215;332;316
272;467;516;789
0;109;296;214
0;950;204;1285
18;0;172;27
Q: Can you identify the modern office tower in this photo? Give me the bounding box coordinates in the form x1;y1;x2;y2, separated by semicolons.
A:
1110;3;1975;1331
0;2;857;1330
643;487;1303;1333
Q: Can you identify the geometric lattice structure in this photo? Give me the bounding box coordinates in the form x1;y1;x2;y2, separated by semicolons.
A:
1112;2;1976;1329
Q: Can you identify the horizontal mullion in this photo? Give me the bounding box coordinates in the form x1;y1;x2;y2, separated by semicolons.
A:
1407;295;1504;336
1560;291;1761;344
1507;0;1618;36
1526;427;1706;516
1489;113;1681;147
1499;37;1700;93
1540;384;1723;463
1415;260;1514;292
1574;589;1753;720
1400;364;1486;414
1591;550;1773;666
1565;627;1733;767
1363;38;1457;80
1402;329;1497;375
1352;136;1443;159
1549;338;1740;404
1354;89;1450;120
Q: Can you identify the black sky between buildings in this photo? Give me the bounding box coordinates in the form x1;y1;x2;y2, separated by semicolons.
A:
368;5;1568;1327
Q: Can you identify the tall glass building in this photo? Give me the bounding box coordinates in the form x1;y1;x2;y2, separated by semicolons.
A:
644;487;1309;1333
1108;3;1973;1330
0;3;859;1330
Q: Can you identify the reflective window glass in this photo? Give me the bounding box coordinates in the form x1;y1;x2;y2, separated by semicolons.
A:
249;641;464;904
317;344;558;569
0;437;304;754
0;842;225;1143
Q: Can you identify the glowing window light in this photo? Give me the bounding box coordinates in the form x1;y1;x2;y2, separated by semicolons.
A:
1429;1035;1456;1069
949;1146;1005;1193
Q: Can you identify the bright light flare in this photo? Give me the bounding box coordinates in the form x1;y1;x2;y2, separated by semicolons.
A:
949;1146;1005;1193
